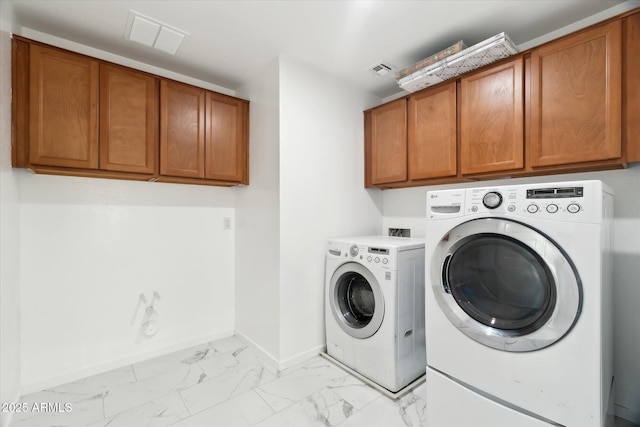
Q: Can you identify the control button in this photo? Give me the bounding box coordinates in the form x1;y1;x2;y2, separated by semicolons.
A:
527;204;539;214
507;205;516;212
483;192;503;209
546;204;559;213
349;245;359;257
374;257;380;263
567;203;581;213
367;256;372;262
382;258;388;265
471;205;478;212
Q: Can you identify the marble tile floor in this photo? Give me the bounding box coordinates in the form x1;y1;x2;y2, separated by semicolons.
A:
9;335;639;427
10;336;426;427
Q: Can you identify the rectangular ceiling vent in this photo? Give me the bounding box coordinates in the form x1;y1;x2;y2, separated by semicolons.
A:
127;10;189;55
368;61;395;76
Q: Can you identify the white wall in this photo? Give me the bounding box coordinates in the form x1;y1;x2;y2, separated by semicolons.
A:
235;58;282;365
235;56;383;370
0;29;22;427
278;57;383;366
381;164;640;423
18;174;237;392
0;27;239;393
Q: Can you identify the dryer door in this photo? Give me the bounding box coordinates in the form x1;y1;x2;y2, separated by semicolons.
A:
431;218;581;352
329;262;385;339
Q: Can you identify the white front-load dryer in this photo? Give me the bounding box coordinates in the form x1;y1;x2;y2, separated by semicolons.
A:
325;236;426;393
425;180;614;427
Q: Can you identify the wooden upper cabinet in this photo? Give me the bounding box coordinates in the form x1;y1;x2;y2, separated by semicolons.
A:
460;57;524;175
408;82;457;180
100;64;158;174
530;21;622;167
624;12;640;162
160;80;206;178
29;44;99;169
367;98;407;185
13;37;250;186
205;92;248;182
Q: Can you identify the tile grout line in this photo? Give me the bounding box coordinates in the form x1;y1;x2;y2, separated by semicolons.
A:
175;388;193;424
130;363;139;382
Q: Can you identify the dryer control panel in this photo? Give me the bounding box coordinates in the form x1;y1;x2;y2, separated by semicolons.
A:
475;183;605;223
468;187;519;216
427;180;607;224
468;185;587;220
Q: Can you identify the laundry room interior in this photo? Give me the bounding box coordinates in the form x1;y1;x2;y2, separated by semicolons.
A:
1;1;640;426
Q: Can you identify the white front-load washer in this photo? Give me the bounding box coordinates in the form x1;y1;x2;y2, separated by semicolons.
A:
424;180;614;427
325;236;426;393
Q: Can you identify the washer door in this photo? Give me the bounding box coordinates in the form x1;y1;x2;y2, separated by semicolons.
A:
431;218;581;352
329;262;385;339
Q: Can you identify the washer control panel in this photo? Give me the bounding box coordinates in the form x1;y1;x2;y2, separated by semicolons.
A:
365;246;390;266
466;185;586;220
327;241;395;269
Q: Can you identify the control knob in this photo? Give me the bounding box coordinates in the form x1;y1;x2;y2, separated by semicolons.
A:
349;245;359;257
483;192;503;209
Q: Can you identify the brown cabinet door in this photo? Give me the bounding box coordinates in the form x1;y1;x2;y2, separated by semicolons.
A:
408;82;457;180
460;57;524;175
29;44;99;169
160;80;206;178
100;64;158;174
205;92;248;182
367;98;407;185
530;21;622;167
624;12;640;162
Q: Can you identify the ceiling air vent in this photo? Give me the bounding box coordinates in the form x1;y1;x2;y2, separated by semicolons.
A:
368;61;395;76
126;10;189;55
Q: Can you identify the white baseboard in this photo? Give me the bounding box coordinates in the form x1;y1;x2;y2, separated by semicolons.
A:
1;386;23;427
234;330;281;375
19;329;324;401
20;330;234;395
278;344;326;371
234;329;325;374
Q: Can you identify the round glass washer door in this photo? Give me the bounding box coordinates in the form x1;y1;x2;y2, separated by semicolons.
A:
431;218;582;352
329;262;385;339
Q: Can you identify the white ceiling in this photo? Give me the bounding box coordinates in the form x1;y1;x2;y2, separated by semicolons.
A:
3;0;633;99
